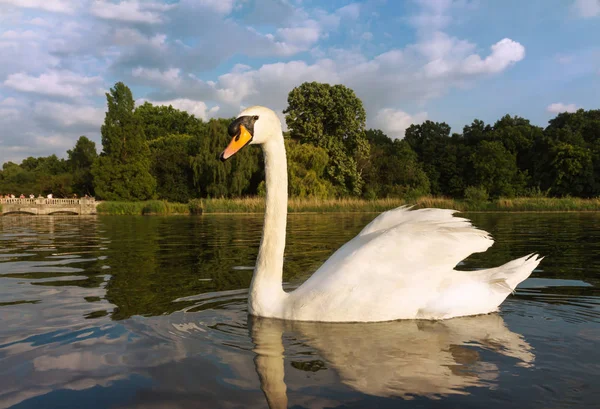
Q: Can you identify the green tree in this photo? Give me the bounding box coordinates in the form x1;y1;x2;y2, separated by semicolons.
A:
92;82;156;200
149;134;195;202
284;82;370;195
285;139;333;198
189;119;261;197
135;102;198;141
68;136;97;195
470;140;525;197
545;109;600;195
490;115;542;187
364;129;430;198
405;121;453;195
549;141;594;197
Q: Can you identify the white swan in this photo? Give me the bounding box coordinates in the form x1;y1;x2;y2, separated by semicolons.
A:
221;106;542;322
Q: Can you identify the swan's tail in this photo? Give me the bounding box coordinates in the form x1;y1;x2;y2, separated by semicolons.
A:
488;253;543;293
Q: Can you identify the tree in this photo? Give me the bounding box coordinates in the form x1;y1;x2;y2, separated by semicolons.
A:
364;129;430;198
68;136;97;195
92;82;156;200
462;119;492;146
490;115;542;186
550;142;594;197
189;119;261;197
285;139;333;198
284;82;370;195
136;102;198;141
149;134;195;202
470;140;525;197
405;121;452;195
545;109;600;195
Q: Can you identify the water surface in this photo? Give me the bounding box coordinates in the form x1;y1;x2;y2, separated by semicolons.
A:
0;213;599;408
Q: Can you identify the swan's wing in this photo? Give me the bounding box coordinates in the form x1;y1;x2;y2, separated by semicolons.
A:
287;207;540;322
294;207;493;303
359;206;474;236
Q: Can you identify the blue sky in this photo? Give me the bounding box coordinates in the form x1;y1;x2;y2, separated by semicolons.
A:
0;0;599;164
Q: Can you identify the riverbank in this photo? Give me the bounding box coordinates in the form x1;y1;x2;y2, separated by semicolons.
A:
95;196;600;215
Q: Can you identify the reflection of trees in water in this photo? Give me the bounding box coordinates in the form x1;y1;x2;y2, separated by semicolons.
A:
100;214;376;320
4;212;598;321
465;213;600;287
101;215;263;319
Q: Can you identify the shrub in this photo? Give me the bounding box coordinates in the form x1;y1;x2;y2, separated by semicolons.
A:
464;186;489;203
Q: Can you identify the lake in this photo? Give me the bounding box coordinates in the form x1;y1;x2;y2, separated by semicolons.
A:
0;212;599;408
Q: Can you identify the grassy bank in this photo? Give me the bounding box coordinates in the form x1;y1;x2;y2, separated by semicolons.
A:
96;200;190;215
95;196;600;215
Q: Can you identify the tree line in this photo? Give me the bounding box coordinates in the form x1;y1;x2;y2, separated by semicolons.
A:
1;81;599;202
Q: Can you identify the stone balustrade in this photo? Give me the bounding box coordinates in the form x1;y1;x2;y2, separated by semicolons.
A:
0;198;98;215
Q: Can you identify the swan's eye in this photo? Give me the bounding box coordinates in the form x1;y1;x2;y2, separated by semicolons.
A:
253;115;259;121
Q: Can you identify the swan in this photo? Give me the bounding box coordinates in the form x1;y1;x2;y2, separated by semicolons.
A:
220;106;542;322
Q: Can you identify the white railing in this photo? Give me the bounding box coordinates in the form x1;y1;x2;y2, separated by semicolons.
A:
0;198;96;205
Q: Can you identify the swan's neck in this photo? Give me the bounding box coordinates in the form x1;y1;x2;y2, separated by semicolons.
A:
249;137;288;317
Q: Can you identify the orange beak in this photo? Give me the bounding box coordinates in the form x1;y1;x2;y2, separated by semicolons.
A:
220;125;253;161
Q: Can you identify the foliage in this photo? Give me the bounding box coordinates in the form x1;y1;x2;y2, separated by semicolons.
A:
148;134;195;202
135;102;199;141
284;82;370;195
92;82;156;200
68;136;97;196
364;129;430;199
94;196;600;214
188;199;203;215
470;140;526;198
464;186;489;204
3;81;600;204
0;155;72;197
405;120;454;195
96;200;189;215
189;118;261;197
286;139;333;198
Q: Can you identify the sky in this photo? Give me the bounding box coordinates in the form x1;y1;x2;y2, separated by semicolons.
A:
0;0;599;165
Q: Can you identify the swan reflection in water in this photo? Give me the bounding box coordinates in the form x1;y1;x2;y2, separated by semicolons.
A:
249;313;534;408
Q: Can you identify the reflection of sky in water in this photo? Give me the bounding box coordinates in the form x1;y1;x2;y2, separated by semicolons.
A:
0;214;599;408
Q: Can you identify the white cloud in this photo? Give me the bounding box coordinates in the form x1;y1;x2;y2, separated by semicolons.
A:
370;109;428;139
461;38;525;74
277;22;321;49
0;0;76;14
33;101;105;128
28;17;52;26
138;98;219;120
113;29;167;49
572;0;600;18
1;30;40;40
361;32;373;41
410;0;454;32
0;97;22;106
143;31;525;120
90;1;174;24
212;59;340;109
132;67;182;87
546;103;579;113
0;107;20;120
4;71;102;98
192;0;237;15
337;3;361;20
0;0;532;164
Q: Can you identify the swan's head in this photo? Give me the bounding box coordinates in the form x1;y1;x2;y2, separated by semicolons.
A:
220;106;282;161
